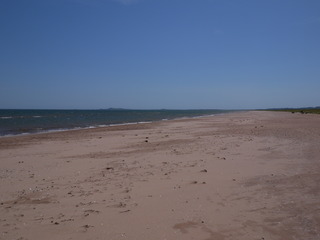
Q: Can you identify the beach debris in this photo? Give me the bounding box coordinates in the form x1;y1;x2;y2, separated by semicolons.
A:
82;224;93;229
115;202;126;208
119;209;131;213
84;209;100;216
200;169;208;173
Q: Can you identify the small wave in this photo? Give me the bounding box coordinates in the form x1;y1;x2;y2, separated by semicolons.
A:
0;115;36;119
0;117;13;119
191;114;215;119
0;132;31;138
108;121;151;127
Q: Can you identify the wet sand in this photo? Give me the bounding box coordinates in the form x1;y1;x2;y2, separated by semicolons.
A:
0;111;320;240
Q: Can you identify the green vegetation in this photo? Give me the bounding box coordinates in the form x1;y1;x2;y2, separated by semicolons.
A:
266;108;320;114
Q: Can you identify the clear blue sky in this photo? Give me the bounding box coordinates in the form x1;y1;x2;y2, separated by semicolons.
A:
1;0;319;109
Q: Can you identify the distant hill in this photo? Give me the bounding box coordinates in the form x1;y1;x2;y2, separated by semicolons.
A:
100;108;128;111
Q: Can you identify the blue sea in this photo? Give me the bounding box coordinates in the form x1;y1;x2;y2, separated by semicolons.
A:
0;109;231;137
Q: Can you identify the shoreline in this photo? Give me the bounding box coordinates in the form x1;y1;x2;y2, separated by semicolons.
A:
0;111;233;138
0;120;154;139
1;111;319;240
0;111;237;139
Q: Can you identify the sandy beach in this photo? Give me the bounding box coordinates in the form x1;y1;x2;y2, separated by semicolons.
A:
0;111;319;240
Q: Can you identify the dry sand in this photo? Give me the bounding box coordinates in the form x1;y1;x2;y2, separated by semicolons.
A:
0;111;319;240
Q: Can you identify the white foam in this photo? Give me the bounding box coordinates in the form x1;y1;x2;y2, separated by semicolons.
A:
0;117;13;119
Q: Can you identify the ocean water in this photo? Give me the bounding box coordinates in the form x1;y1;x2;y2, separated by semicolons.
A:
0;109;231;137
